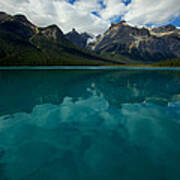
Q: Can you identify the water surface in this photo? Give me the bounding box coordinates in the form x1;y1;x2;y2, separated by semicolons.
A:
0;69;180;180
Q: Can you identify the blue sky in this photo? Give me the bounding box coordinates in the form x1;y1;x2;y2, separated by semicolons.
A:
172;15;180;27
0;0;180;34
67;0;76;4
68;0;131;23
66;0;180;26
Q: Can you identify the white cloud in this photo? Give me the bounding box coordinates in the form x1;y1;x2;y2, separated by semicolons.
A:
73;0;101;13
100;0;127;20
54;0;109;34
124;0;180;25
0;0;110;35
0;0;180;35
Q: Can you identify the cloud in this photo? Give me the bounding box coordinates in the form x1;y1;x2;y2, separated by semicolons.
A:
0;0;110;35
0;0;180;35
99;0;127;20
124;0;180;25
54;0;109;34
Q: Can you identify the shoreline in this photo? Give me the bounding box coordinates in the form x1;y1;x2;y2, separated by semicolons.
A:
0;66;180;71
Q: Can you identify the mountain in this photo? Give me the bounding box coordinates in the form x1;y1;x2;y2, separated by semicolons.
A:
89;21;180;62
65;28;93;48
151;24;176;34
1;12;179;66
0;12;121;66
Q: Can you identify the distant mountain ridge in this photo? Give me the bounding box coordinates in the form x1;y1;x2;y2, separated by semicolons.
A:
0;11;180;66
65;28;93;48
88;21;180;62
0;12;122;66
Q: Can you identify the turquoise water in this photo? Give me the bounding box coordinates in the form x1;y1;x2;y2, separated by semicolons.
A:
0;69;180;180
0;66;180;71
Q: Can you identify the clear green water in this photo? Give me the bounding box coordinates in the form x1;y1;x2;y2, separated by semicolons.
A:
0;70;180;180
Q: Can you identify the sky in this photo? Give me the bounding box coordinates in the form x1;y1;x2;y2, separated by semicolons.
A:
0;0;180;35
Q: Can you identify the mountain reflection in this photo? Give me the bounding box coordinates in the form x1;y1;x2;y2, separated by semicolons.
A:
0;70;180;180
0;70;180;115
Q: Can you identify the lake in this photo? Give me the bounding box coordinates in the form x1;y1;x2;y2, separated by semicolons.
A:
0;68;180;180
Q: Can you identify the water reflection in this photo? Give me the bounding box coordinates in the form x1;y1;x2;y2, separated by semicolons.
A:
0;70;180;180
0;70;180;115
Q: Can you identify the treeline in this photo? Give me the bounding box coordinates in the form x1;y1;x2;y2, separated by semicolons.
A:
153;58;180;67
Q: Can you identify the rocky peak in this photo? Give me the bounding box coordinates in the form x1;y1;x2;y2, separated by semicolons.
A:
118;20;127;25
152;24;176;33
68;28;80;36
108;21;150;37
111;20;127;27
40;25;64;40
89;21;180;62
0;12;12;22
0;12;6;15
0;12;8;17
0;12;37;39
13;14;37;31
72;28;77;33
81;32;92;40
65;29;93;48
14;14;29;23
